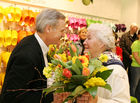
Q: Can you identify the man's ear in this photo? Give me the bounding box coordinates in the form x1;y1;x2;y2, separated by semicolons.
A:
44;25;51;33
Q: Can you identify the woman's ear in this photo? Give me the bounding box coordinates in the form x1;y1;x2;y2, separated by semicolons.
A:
99;41;106;49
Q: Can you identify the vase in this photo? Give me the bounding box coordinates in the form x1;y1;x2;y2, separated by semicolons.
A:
53;92;73;103
76;93;90;103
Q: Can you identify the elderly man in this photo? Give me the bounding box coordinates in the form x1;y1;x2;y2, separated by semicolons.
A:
120;23;138;70
0;8;66;103
120;23;138;87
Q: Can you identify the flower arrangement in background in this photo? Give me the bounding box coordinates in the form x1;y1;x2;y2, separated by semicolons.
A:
43;37;113;102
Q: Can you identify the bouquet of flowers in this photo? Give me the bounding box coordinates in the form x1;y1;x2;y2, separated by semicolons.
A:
43;38;113;103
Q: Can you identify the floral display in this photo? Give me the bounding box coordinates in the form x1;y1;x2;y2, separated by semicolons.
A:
43;39;113;102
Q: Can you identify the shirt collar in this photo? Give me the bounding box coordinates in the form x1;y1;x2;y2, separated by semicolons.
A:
34;32;49;56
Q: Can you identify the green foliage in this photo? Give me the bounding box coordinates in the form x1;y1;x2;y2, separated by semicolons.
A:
86;86;97;98
96;69;113;80
75;58;83;69
101;84;112;92
43;82;64;95
71;75;88;85
72;63;81;75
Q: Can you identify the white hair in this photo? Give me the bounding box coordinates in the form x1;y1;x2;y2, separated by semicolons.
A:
88;23;115;49
36;8;65;33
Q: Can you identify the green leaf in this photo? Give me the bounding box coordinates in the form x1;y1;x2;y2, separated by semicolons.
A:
101;84;112;92
71;85;85;96
66;60;72;65
63;86;86;103
71;75;88;85
43;82;64;94
75;58;83;69
59;60;69;68
72;63;81;75
43;87;55;95
96;69;113;80
88;64;96;74
51;59;59;65
86;86;97;98
55;88;64;93
65;83;77;91
90;58;102;68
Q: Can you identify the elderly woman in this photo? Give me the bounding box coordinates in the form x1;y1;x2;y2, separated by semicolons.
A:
78;23;130;103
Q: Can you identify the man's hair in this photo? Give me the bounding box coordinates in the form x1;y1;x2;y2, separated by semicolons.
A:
36;8;65;33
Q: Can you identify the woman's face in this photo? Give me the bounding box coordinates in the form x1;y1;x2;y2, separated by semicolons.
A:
83;31;103;58
79;29;87;40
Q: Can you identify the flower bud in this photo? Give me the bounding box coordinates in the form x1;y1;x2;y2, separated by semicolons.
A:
71;44;77;53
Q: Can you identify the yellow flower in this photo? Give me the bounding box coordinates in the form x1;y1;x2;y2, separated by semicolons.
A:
92;69;98;76
84;77;106;88
92;66;108;76
48;63;53;66
64;80;70;84
58;53;67;62
72;56;78;63
43;66;52;78
68;56;72;60
99;66;108;72
99;54;108;62
48;44;56;56
78;56;89;67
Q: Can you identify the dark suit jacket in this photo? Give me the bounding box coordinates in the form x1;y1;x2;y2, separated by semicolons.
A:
119;31;138;69
1;35;53;103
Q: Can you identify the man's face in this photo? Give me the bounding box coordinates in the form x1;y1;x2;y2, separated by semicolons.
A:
46;19;66;46
130;26;138;34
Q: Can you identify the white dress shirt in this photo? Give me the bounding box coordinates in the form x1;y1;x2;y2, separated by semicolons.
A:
34;33;54;87
97;52;130;103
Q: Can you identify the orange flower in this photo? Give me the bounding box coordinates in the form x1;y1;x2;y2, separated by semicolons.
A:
82;68;90;76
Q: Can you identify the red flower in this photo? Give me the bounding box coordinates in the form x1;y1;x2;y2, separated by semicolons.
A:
82;68;90;76
63;69;72;78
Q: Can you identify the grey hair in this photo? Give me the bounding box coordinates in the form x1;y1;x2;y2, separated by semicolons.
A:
88;23;115;49
36;8;65;33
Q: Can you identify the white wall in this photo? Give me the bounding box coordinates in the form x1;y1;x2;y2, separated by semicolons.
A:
43;0;121;21
0;0;140;28
121;0;139;29
137;0;140;28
